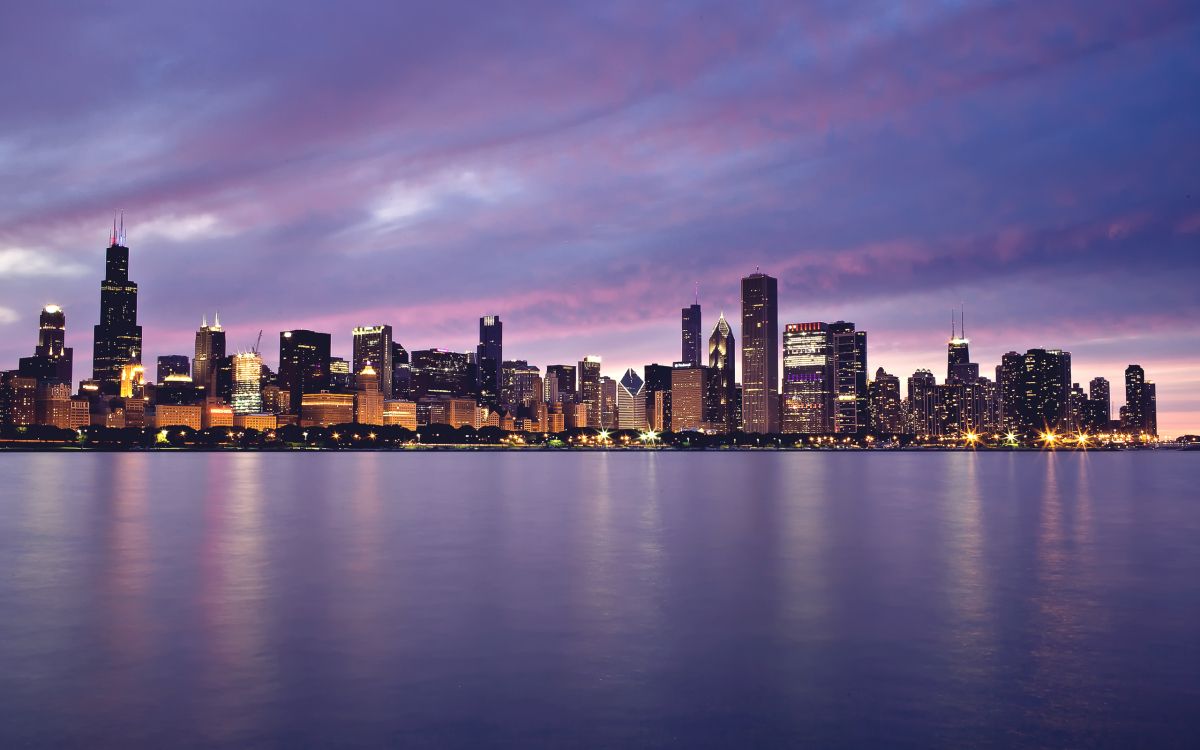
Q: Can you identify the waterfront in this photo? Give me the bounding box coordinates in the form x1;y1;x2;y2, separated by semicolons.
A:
0;452;1196;748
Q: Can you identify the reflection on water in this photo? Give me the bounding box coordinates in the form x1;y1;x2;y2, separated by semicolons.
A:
0;452;1197;748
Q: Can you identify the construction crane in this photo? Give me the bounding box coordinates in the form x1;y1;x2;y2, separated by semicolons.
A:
252;330;262;355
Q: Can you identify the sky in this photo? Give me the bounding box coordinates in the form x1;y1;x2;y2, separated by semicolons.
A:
0;0;1198;435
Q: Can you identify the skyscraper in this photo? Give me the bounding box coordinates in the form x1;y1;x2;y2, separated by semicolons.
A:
946;310;978;384
193;314;226;392
231;352;263;415
906;369;937;437
392;342;411;399
706;314;736;431
411;349;474;400
617;368;647;430
545;365;577;403
740;271;779;433
92;218;142;394
18;304;73;385
782;322;833;434
1017;349;1071;435
670;364;707;432
869;368;905;434
1123;365;1157;436
578;356;602;427
355;364;385;426
353;325;393;398
1089;377;1111;424
477;316;503;409
681;295;702;367
278;329;332;417
643;363;673;432
829;321;868;433
997;352;1024;434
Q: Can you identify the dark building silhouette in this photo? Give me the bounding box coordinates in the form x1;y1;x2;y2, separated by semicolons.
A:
578;356;603;427
545;364;577;403
906;369;937;437
741;271;778;433
946;310;978;384
996;351;1024;434
681;297;702;368
92;218;142;394
1123;364;1157;436
353;325;393;398
477;316;503;409
1017;349;1071;435
782;322;833;434
278;329;331;417
156;355;190;382
643;363;673;431
391;342;411;399
18;305;73;385
411;349;474;400
830;321;868;434
1089;377;1111;425
706;314;736;431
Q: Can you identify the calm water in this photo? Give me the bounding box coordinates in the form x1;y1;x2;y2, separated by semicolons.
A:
0;452;1197;748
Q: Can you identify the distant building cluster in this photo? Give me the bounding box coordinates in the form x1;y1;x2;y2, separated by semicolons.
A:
0;223;1160;443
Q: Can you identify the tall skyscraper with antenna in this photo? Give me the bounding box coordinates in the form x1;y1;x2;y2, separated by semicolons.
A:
681;285;702;367
947;306;977;384
193;313;227;393
92;215;143;394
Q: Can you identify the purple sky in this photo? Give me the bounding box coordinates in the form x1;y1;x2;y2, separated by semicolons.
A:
1;1;1198;435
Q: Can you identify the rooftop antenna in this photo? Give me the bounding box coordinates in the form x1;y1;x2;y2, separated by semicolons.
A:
202;314;208;328
961;302;965;339
951;309;955;340
118;210;126;245
694;281;699;306
110;216;117;246
214;311;220;328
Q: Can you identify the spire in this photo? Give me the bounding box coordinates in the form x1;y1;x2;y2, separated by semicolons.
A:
951;309;955;340
202;314;208;328
960;302;965;339
694;281;700;306
110;216;117;246
118;210;126;245
214;311;220;329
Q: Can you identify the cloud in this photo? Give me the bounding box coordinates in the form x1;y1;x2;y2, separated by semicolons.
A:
0;247;87;277
0;306;18;324
133;213;228;243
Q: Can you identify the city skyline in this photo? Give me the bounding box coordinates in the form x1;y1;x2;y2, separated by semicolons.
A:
1;2;1198;434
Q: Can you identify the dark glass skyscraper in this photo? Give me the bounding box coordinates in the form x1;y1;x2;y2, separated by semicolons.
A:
1123;364;1157;436
1017;348;1071;435
740;271;778;433
278;329;331;417
545;364;577;403
681;300;702;368
946;311;978;384
92;220;142;394
1089;377;1111;424
193;314;226;392
706;313;735;431
477;316;503;409
578;355;602;427
829;321;868;434
411;349;474;400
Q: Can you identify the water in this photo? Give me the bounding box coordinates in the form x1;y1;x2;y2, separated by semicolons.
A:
0;452;1196;748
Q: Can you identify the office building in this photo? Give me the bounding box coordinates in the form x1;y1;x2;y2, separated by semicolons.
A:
997;352;1024;434
501;361;542;409
600;376;618;429
92;217;143;394
1018;349;1072;435
579;356;602;427
545;364;577;403
300;391;355;427
617;368;646;430
1123;364;1157;436
782;322;833;434
906;369;937;437
681;297;702;367
671;364;707;432
353;325;393;398
741;271;779;433
830;321;868;434
329;357;352;390
279;329;332;417
391;343;411;399
476;316;503;408
156;403;204;430
1089;377;1111;425
707;313;736;431
355;365;385;426
193;314;226;392
383;399;418;430
18;305;73;385
231;352;264;415
411;349;474;400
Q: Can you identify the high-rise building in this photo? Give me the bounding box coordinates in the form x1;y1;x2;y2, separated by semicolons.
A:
0;371;37;427
193;314;226;392
18;305;74;387
352;325;393;398
279;329;332;418
329;357;352;390
500;361;541;410
1123;365;1157;436
997;352;1024;434
946;310;978;384
411;349;474;400
681;298;702;367
782;322;833;434
1089;377;1111;424
156;355;190;382
545;365;577;402
617;368;646;430
231;352;263;415
1017;349;1071;435
92;218;142;394
600;376;618;429
476;316;503;409
578;356;602;427
869;368;905;434
829;321;868;434
392;342;411;399
740;271;779;433
355;365;385;426
906;369;937;437
670;364;707;432
643;363;673;432
706;314;736;431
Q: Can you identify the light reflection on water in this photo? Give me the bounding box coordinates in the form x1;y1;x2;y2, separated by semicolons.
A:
0;451;1196;748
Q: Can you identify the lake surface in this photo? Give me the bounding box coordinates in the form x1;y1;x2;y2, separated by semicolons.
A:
0;452;1197;748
